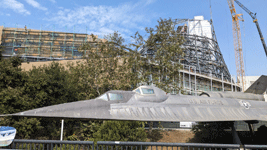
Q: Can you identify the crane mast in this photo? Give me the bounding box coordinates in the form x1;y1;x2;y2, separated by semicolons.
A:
227;0;245;91
234;0;267;57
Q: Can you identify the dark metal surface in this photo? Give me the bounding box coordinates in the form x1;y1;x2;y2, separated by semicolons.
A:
10;139;94;150
12;85;267;122
10;139;242;150
244;75;267;94
97;141;240;148
244;144;267;149
9;139;267;150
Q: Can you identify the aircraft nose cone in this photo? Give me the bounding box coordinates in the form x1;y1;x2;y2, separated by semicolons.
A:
14;99;113;119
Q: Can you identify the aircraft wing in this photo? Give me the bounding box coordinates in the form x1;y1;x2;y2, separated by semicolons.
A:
11;94;267;122
244;75;267;94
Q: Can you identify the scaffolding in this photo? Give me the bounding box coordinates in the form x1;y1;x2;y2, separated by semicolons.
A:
140;17;231;82
0;26;95;61
139;17;239;92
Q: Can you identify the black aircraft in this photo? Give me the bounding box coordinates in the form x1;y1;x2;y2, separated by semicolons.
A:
5;75;267;144
11;75;267;122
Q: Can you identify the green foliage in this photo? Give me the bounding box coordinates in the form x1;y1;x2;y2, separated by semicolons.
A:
93;121;147;142
67;120;147;142
26;62;80;107
0;57;25;90
144;18;184;92
78;18;185;94
189;122;233;143
0;18;184;140
0;45;3;61
77;32;144;96
0;60;84;139
146;129;163;142
67;121;103;141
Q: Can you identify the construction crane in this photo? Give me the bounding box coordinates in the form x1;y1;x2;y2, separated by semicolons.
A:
234;0;267;57
227;0;245;91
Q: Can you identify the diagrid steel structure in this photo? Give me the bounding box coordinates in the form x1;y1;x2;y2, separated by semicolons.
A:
139;17;231;83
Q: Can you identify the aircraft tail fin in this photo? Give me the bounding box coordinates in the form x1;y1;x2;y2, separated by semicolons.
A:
244;75;267;94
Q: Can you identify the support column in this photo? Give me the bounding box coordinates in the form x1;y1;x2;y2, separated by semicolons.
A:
194;67;197;96
222;73;224;91
60;119;64;141
183;65;185;92
189;66;191;95
210;71;213;91
235;77;237;92
231;122;242;144
231;75;233;92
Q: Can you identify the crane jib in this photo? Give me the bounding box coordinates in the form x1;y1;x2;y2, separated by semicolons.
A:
234;0;267;57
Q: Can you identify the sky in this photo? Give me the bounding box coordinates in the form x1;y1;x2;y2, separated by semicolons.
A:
0;0;266;77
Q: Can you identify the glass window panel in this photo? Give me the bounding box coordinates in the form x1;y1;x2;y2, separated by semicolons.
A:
97;94;108;101
108;93;123;101
141;88;154;94
135;88;141;94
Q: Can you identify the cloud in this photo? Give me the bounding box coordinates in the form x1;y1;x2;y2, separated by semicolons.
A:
46;0;156;39
25;0;47;11
145;0;156;5
0;0;31;15
0;12;10;16
49;0;56;3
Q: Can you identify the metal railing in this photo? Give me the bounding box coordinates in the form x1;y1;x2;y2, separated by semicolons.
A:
97;141;240;150
244;144;267;150
7;139;267;150
10;139;94;150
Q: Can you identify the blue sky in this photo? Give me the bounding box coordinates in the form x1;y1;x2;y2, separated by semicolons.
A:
0;0;266;76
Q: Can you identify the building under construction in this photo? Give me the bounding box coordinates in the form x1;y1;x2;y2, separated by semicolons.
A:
139;16;241;92
0;26;97;61
0;16;241;92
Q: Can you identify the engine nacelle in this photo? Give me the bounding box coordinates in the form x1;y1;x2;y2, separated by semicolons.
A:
200;91;265;101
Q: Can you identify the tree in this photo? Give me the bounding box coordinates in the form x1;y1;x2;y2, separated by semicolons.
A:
71;18;185;142
66;32;149;142
0;45;3;61
0;56;43;139
0;60;85;139
189;122;233;143
144;18;184;93
25;62;80;107
93;121;147;142
76;32;145;98
24;62;84;139
0;18;185;140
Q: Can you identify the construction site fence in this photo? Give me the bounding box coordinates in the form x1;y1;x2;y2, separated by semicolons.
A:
7;139;267;150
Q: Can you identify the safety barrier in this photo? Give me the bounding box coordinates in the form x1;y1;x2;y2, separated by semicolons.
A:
10;139;94;150
8;139;267;150
97;141;240;150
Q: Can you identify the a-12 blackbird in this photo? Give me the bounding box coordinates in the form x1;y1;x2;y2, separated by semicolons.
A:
11;75;267;122
4;75;267;144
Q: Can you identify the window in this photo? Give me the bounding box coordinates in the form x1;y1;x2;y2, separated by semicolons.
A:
108;93;123;101
135;88;141;94
97;94;108;101
141;88;154;94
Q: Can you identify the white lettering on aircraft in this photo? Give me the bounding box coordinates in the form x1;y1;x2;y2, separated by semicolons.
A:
188;99;223;105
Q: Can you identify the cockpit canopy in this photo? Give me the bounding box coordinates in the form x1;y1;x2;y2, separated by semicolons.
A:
96;86;168;103
96;91;135;102
134;87;155;95
133;85;168;102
